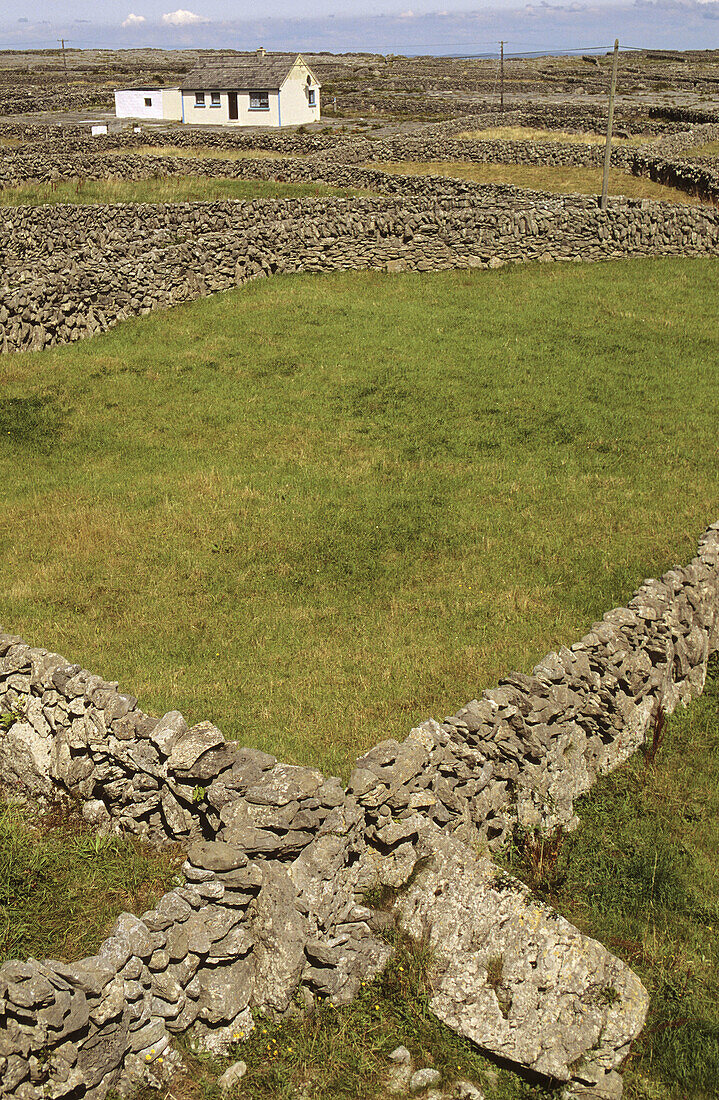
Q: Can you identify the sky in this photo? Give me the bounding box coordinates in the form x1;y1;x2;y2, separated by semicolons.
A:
2;0;718;55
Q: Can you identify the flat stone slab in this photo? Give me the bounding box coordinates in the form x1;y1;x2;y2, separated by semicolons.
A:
393;825;648;1097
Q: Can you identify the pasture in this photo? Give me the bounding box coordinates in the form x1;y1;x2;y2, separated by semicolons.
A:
365;161;704;204
1;257;717;777
0;176;367;207
1;243;718;1100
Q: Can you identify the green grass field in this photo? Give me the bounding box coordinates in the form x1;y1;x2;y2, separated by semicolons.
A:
100;145;304;161
0;177;368;207
1;259;718;778
368;161;704;204
1;257;717;1100
0;798;180;965
684;141;719;159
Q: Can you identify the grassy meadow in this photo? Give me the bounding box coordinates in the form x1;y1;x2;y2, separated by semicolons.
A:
1;258;718;1100
0;797;181;965
684;141;719;159
1;258;718;778
100;145;306;161
367;161;704;204
0;176;367;208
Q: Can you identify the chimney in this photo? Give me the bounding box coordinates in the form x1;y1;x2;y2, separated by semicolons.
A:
256;47;266;58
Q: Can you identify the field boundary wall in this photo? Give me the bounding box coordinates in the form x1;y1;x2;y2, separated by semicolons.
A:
1;517;719;1099
2;188;719;354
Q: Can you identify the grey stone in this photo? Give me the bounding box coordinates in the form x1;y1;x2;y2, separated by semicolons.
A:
216;1060;248;1093
393;825;649;1087
243;763;324;806
81;799;111;829
150;710;189;755
389;1045;412;1064
167;720;225;772
248;863;307;1012
452;1083;485;1100
111;913;153;958
195;958;253;1025
386;1062;414;1095
188;840;247;873
410;1067;442;1092
89;977;125;1026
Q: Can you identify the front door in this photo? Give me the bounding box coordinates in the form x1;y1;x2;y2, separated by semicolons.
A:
228;92;238;121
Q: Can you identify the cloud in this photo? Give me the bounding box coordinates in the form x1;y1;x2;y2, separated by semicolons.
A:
122;12;146;27
161;8;206;24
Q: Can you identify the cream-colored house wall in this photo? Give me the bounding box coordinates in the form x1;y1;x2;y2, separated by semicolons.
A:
278;58;321;126
162;88;183;121
181;90;280;126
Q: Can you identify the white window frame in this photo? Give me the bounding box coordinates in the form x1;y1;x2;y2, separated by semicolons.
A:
307;89;316;106
194;92;205;107
249;90;270;111
210;91;221;108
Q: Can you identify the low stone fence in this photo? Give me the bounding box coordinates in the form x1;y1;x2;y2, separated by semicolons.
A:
650;104;719;125
647;122;719;158
4;121;719;205
2;189;719;354
1;521;718;1099
0;87;113;117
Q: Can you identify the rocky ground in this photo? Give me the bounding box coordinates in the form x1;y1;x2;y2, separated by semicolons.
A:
2;47;719;132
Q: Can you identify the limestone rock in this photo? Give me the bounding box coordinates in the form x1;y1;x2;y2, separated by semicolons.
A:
195;958;253;1026
248;863;307;1013
217;1060;247;1092
410;1066;442;1091
393;825;648;1093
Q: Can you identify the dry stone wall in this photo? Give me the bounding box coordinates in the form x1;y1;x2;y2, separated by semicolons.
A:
3;189;719;355
2;522;719;1100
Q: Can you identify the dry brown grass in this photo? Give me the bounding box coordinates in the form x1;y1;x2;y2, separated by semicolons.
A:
367;160;704;205
102;144;302;161
457;126;656;146
683;140;719;159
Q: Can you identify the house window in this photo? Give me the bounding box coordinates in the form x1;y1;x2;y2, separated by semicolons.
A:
144;97;152;107
308;89;316;106
249;91;269;110
194;92;205;107
210;92;221;107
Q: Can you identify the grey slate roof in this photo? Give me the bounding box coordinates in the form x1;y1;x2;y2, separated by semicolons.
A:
180;53;316;92
117;83;179;91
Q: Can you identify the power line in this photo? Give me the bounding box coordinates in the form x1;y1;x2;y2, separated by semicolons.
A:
384;43;647;58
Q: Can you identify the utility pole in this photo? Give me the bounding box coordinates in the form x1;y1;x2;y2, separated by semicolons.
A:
600;39;619;211
499;41;504;113
58;39;69;79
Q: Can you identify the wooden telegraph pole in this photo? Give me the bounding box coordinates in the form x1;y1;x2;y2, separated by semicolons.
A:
600;39;619;211
58;39;69;79
500;41;504;113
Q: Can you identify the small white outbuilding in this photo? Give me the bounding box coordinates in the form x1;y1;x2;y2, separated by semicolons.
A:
114;85;182;122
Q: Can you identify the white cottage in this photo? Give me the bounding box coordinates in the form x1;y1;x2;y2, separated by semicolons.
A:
179;51;321;128
114;85;182;121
